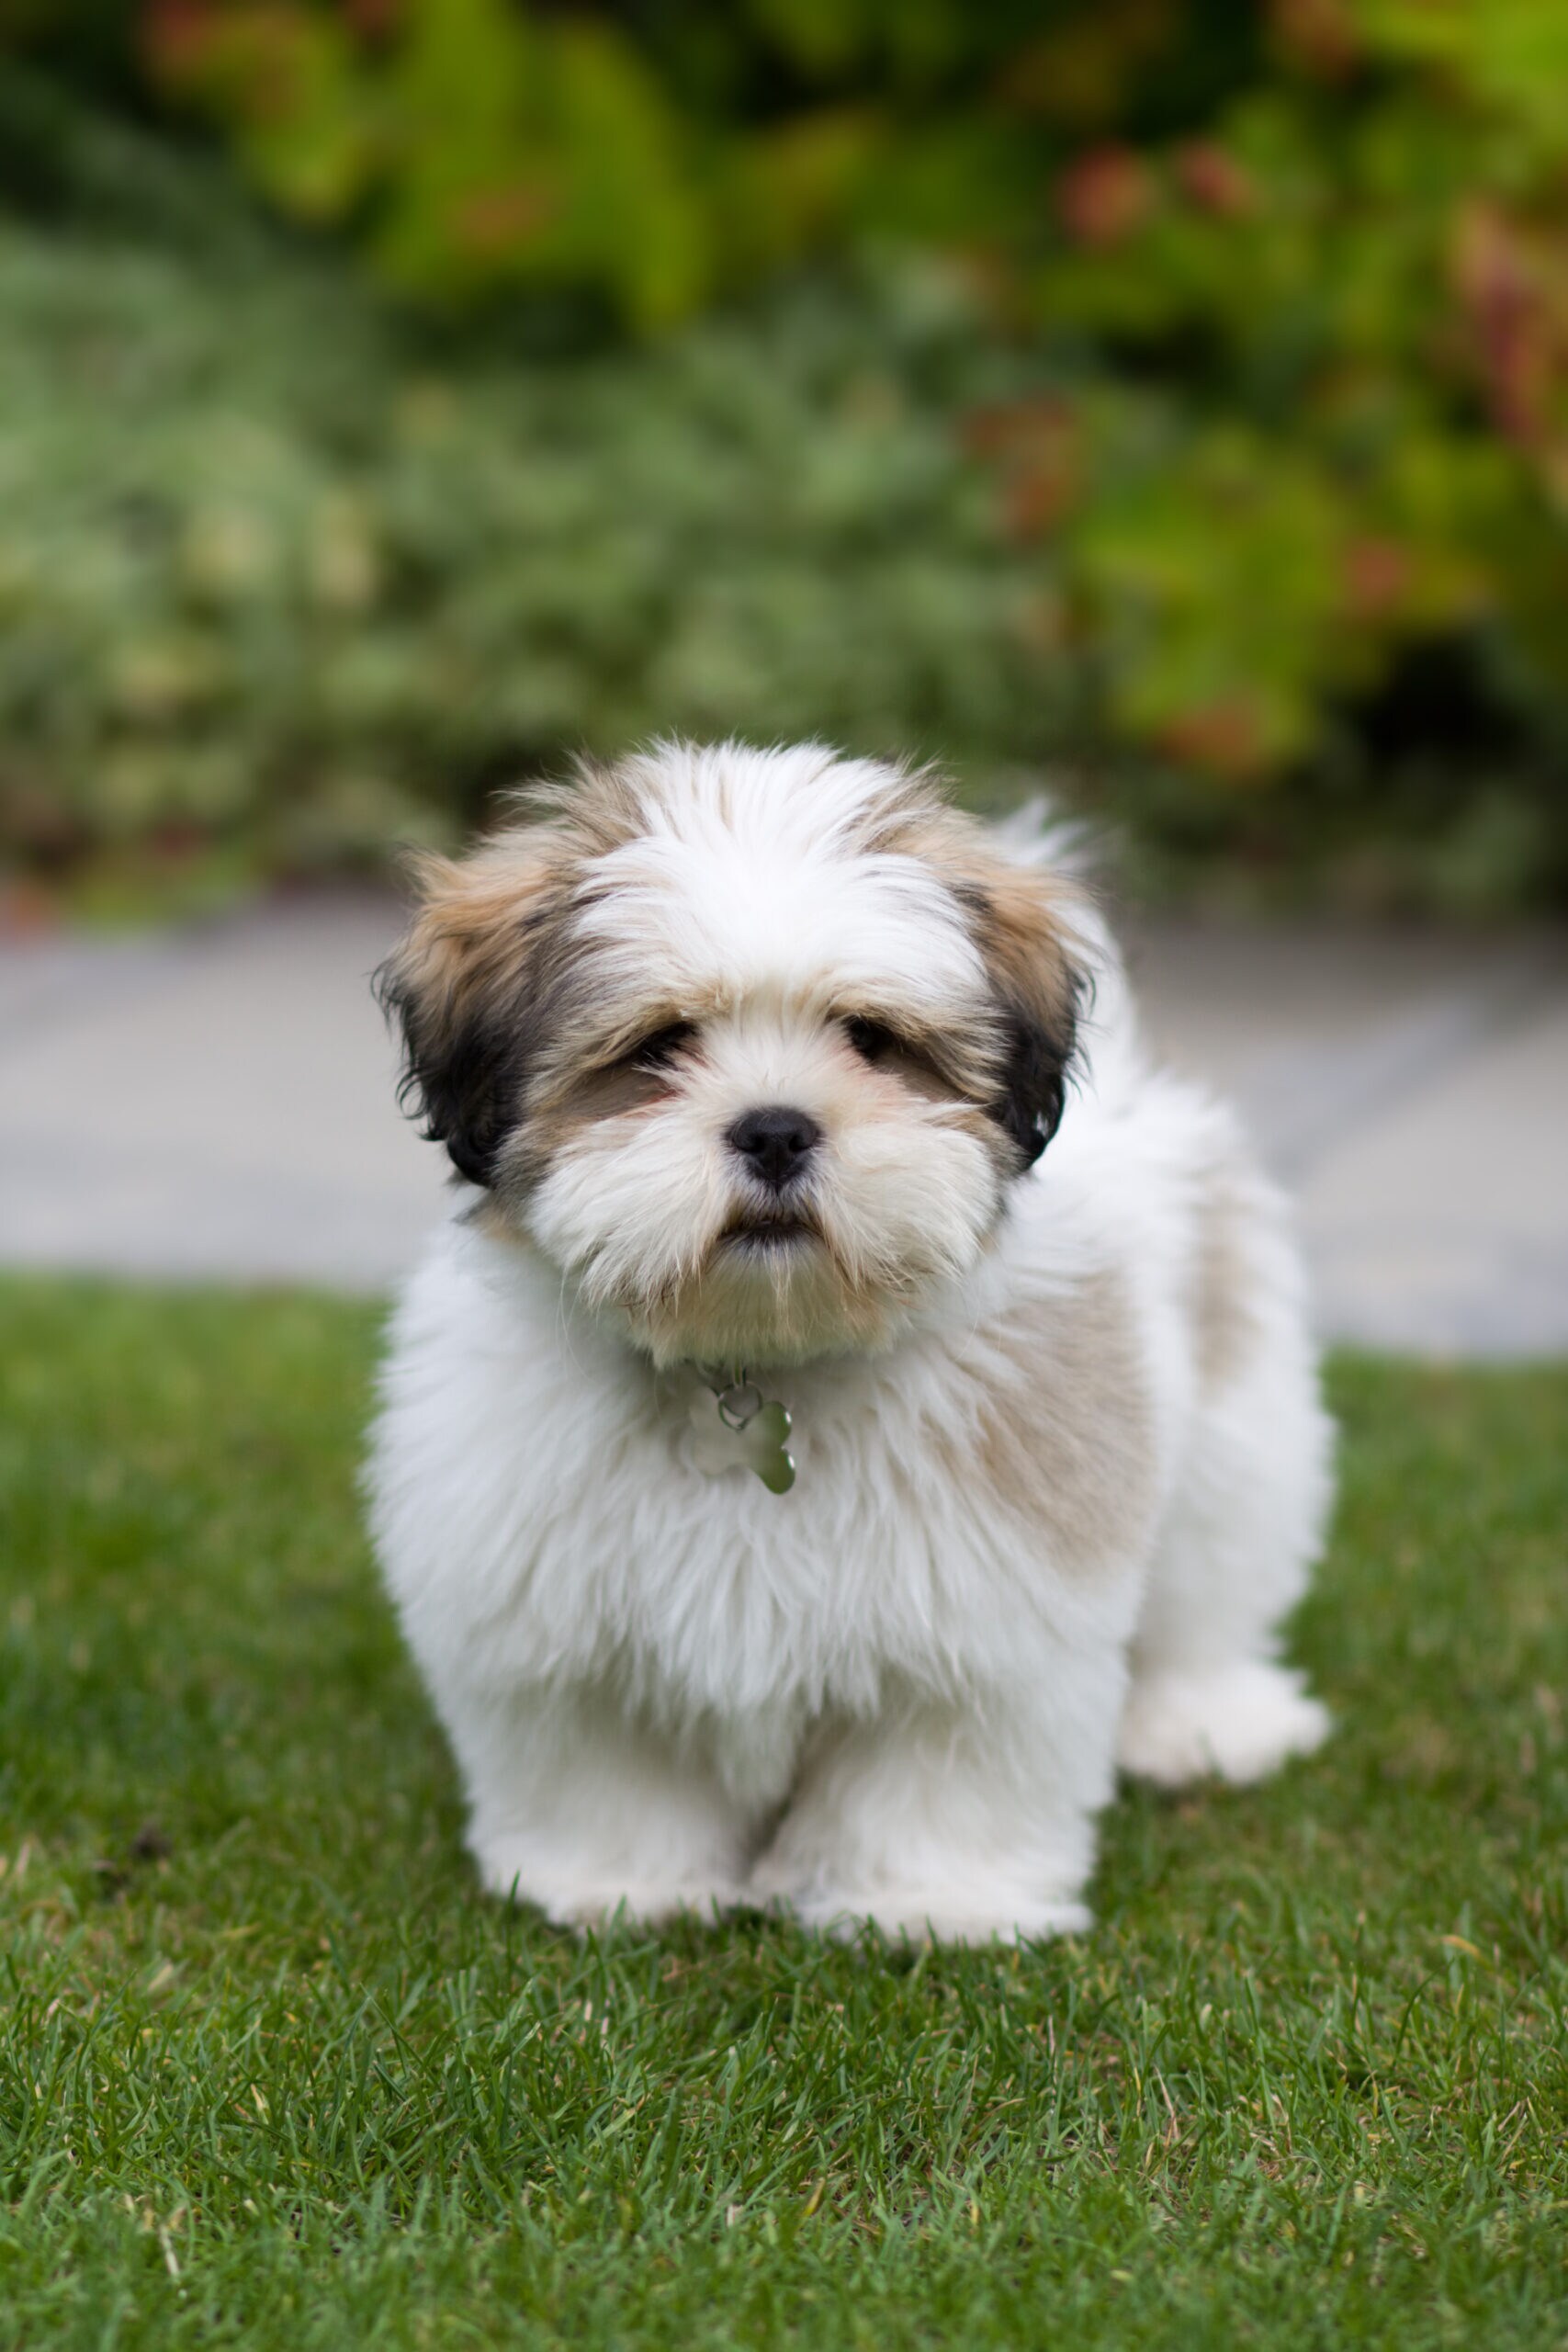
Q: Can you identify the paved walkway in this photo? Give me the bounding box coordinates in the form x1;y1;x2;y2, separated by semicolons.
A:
2;893;1564;1354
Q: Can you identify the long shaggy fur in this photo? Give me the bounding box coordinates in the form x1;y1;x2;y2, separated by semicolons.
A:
367;741;1333;1942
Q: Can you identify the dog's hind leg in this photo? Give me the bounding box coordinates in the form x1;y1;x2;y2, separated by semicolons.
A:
1117;1169;1336;1790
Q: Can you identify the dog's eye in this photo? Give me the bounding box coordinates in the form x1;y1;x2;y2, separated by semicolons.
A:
843;1015;898;1065
627;1020;696;1072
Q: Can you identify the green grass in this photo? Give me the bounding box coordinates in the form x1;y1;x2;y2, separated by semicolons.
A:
1;1278;1564;2350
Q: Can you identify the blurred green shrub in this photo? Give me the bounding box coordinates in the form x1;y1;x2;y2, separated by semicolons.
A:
2;4;1567;909
137;0;1253;330
131;0;1568;878
0;126;1084;907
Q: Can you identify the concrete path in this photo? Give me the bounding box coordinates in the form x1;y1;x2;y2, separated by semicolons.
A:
1120;919;1568;1356
2;893;1564;1354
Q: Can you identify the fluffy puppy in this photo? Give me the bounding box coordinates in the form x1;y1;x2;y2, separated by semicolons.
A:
367;741;1333;1942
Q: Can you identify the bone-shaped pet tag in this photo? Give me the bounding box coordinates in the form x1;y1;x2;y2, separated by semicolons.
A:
689;1376;795;1493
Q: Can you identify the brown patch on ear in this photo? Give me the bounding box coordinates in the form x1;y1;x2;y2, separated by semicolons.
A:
854;780;1089;1166
846;786;1090;1161
375;828;571;1187
935;829;1089;1170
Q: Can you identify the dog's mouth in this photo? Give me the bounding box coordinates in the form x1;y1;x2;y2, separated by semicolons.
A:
717;1208;819;1253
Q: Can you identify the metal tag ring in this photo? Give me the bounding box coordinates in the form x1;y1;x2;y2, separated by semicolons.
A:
716;1380;764;1430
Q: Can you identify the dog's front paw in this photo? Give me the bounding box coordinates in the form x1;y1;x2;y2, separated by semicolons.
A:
750;1867;1090;1947
474;1843;742;1929
1117;1660;1330;1789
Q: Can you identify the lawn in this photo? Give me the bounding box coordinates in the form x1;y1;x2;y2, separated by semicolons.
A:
1;1277;1564;2350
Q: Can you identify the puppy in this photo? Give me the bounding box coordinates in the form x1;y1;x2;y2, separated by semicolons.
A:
367;741;1333;1942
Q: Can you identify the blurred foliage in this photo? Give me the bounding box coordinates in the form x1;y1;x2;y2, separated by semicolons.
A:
139;0;1265;331
2;3;1567;909
0;103;1081;910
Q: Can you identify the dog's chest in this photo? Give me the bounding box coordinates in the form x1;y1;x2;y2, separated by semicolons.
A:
383;1231;1162;1720
493;1353;1048;1718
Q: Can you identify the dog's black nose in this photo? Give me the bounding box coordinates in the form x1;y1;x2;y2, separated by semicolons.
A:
728;1105;821;1191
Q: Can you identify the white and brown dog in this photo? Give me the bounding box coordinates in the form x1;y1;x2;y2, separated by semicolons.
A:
367;741;1332;1942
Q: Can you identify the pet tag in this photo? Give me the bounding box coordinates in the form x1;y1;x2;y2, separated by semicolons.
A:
690;1373;795;1494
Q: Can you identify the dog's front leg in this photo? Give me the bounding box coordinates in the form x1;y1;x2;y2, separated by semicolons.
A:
748;1662;1124;1945
445;1681;749;1928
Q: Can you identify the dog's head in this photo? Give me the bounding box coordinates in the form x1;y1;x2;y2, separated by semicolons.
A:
378;743;1089;1365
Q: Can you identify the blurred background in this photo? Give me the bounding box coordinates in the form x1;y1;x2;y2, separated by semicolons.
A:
1;0;1564;1348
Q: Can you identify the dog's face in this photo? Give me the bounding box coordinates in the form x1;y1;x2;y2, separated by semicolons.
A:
379;744;1086;1366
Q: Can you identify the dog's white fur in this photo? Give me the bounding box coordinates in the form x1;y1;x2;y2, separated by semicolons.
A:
367;742;1333;1942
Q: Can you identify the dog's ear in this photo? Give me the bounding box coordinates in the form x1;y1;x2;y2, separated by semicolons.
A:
375;832;566;1188
962;863;1089;1170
